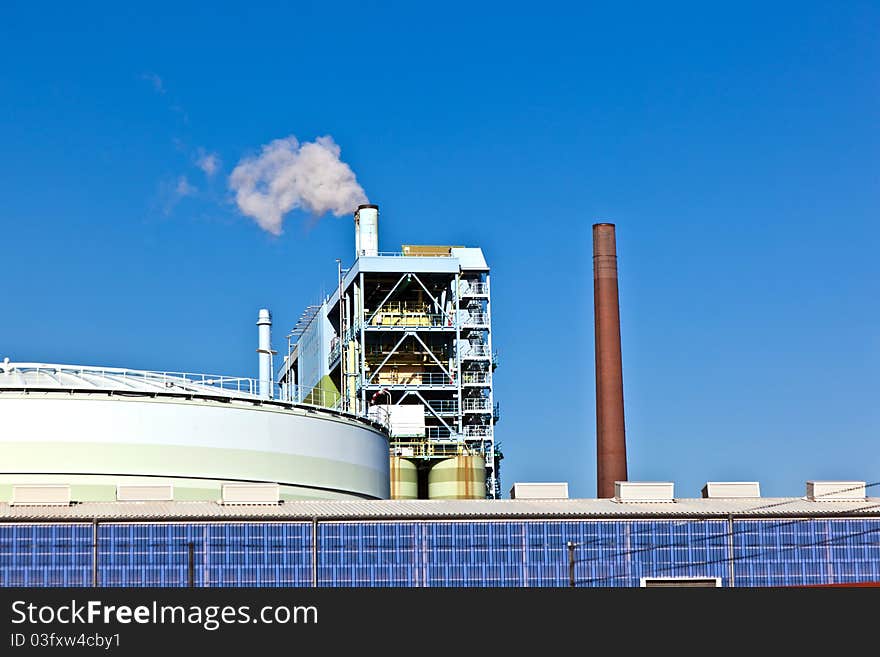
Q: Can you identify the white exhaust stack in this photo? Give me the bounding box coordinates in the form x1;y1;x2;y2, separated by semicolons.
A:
355;204;379;257
257;308;274;398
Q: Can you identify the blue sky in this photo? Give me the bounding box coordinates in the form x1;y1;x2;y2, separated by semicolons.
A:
1;1;877;498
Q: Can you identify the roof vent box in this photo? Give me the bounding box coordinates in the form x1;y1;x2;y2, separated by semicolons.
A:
509;482;569;500
116;485;174;502
701;482;761;499
806;481;866;502
221;483;280;505
614;481;674;503
11;484;72;506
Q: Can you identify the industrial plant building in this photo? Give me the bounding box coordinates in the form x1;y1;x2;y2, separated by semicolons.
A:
0;204;498;504
3;207;878;588
278;204;500;499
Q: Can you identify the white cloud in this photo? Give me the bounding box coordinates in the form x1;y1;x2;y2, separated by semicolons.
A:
176;175;196;197
141;72;165;95
228;135;367;235
197;151;220;177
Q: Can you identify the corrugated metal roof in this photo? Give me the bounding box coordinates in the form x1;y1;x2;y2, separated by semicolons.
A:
1;497;878;522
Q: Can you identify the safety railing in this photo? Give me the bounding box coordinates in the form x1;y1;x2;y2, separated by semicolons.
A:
368;372;456;387
462;372;491;385
362;251;455;258
3;363;376;424
390;441;476;459
462;398;491;412
287;384;343;410
460;344;491;358
458;282;488;297
366;312;454;329
422;425;494;439
1;363;264;397
425;426;455;439
427;399;459;414
366;405;392;428
461;313;489;327
462;425;493;437
365;344;452;358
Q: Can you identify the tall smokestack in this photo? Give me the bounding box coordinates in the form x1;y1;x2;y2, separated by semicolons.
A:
257;308;273;398
593;223;627;498
354;204;379;257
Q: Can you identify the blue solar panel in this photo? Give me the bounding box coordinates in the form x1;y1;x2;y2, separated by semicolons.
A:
733;519;880;586
1;518;878;587
97;523;312;587
0;524;92;587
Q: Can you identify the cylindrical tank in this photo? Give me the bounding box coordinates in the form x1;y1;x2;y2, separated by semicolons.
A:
428;456;486;500
389;457;418;500
355;204;379;257
0;363;391;501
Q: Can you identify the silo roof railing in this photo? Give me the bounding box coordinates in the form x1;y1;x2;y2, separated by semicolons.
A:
0;362;265;398
0;361;376;427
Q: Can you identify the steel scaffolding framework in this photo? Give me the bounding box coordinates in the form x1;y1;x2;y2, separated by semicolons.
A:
323;256;498;498
279;243;500;498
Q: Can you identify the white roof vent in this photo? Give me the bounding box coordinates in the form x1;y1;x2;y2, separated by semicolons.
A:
11;484;71;506
806;481;866;502
116;484;174;502
614;481;674;503
701;482;761;499
221;483;280;505
509;482;569;500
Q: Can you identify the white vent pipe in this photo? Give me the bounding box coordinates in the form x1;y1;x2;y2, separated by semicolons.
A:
257;308;273;398
355;204;379;257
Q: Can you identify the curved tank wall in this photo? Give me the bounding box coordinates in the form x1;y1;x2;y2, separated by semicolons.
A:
0;392;390;501
389;457;418;500
427;456;486;500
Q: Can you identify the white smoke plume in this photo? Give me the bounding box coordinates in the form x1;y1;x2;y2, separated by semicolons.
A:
228;135;367;235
